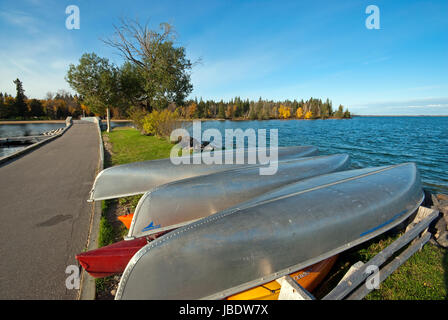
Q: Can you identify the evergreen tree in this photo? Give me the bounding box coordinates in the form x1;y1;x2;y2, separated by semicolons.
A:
335;105;344;118
196;99;205;118
0;93;4;119
217;101;225;119
13;78;28;118
343;109;351;118
29;99;44;118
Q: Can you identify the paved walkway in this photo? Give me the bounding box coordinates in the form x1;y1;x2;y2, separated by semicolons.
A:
0;121;99;299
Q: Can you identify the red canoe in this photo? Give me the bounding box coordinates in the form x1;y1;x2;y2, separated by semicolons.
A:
76;230;171;278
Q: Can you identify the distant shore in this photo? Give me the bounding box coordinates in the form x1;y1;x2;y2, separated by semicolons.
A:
1;115;447;125
0;119;133;124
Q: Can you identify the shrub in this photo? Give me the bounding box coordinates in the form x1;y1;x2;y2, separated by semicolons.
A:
142;109;183;138
304;111;313;119
127;106;148;134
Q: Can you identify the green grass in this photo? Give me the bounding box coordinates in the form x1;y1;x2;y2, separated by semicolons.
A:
97;200;116;248
97;216;115;248
316;229;448;300
95;200;116;296
366;241;448;300
118;195;142;212
99;127;174;244
103;127;174;166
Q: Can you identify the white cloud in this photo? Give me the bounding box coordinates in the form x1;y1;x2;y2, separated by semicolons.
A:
0;9;41;34
350;97;448;115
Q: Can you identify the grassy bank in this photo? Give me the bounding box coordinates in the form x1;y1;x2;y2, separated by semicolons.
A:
96;127;447;300
365;240;447;299
104;127;173;166
95;127;173;299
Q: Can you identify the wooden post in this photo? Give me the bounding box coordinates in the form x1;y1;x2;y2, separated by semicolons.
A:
405;206;434;233
338;261;364;285
277;276;315;300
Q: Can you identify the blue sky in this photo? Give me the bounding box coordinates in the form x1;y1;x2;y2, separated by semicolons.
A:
0;0;447;115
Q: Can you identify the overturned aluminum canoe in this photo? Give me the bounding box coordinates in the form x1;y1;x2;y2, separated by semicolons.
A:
89;146;318;201
116;163;424;300
127;154;350;239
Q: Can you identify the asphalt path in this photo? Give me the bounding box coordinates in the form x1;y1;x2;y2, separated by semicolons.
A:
0;121;99;299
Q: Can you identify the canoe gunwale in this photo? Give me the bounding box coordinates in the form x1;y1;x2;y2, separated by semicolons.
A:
115;163;424;300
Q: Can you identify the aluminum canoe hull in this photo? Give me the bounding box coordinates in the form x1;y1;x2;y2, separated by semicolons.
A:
127;154;350;239
116;163;424;300
89;146;318;201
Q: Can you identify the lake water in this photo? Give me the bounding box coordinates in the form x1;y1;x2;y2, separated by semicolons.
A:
0;123;66;138
0;121;133;139
188;117;448;194
0;123;66;158
1;117;446;194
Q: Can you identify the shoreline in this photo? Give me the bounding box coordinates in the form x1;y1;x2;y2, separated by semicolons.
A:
1;115;447;125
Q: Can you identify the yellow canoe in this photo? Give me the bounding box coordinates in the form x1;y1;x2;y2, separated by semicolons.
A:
227;255;337;300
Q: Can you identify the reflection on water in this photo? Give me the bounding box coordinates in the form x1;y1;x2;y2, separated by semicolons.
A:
0;145;26;157
0;123;65;138
105;121;134;129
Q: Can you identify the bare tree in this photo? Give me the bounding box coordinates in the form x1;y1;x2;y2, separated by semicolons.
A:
104;19;176;68
103;19;193;111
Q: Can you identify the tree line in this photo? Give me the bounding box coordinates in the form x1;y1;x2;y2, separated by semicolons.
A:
178;97;351;120
0;78;99;120
1;78;351;122
0;78;136;120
